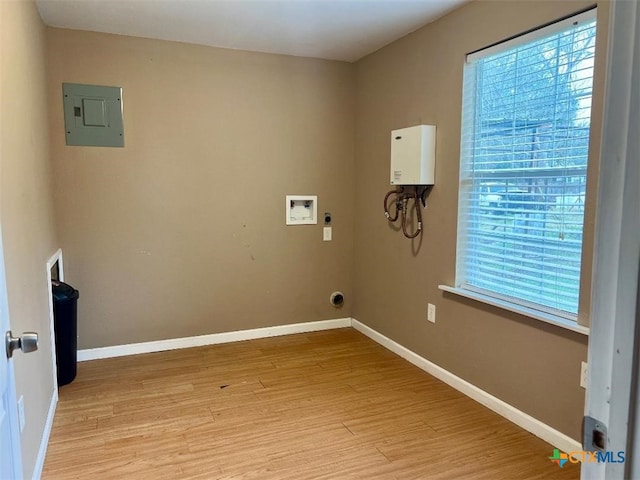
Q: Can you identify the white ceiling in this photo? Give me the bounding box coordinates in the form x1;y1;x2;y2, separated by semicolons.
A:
36;0;468;62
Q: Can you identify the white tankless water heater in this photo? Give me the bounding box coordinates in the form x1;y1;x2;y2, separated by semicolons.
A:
390;125;436;185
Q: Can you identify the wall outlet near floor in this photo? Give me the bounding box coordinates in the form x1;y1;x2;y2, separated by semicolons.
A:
427;303;436;323
17;395;25;433
580;361;588;389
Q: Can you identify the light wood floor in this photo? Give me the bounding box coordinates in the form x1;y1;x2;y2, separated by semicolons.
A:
43;328;579;479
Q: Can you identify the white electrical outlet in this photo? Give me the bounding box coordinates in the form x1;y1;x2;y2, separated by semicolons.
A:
427;303;436;323
580;361;588;389
17;395;25;433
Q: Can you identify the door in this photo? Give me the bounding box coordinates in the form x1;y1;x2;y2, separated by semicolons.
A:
0;227;22;479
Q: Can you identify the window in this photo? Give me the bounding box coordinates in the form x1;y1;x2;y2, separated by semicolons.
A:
456;10;597;320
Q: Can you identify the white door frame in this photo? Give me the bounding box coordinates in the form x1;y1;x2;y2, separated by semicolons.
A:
582;0;640;478
46;249;64;392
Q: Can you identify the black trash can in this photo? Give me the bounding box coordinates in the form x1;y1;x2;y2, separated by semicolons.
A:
52;280;79;386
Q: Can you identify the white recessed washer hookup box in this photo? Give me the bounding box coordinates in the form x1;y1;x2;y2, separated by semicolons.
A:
286;195;317;225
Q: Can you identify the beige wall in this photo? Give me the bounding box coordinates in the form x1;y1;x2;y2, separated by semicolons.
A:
1;1;59;477
353;1;609;439
46;29;356;349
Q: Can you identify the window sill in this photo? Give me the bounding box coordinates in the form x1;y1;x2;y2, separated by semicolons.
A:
438;285;590;336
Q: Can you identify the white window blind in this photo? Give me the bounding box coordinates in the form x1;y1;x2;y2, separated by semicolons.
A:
457;10;597;319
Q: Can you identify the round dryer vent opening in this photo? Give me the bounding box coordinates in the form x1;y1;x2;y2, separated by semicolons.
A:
330;291;344;308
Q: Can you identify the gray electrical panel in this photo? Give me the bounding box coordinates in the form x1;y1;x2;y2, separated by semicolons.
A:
62;83;124;147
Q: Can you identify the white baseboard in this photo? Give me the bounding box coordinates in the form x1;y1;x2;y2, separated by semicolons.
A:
32;387;57;480
78;318;352;361
351;318;582;454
